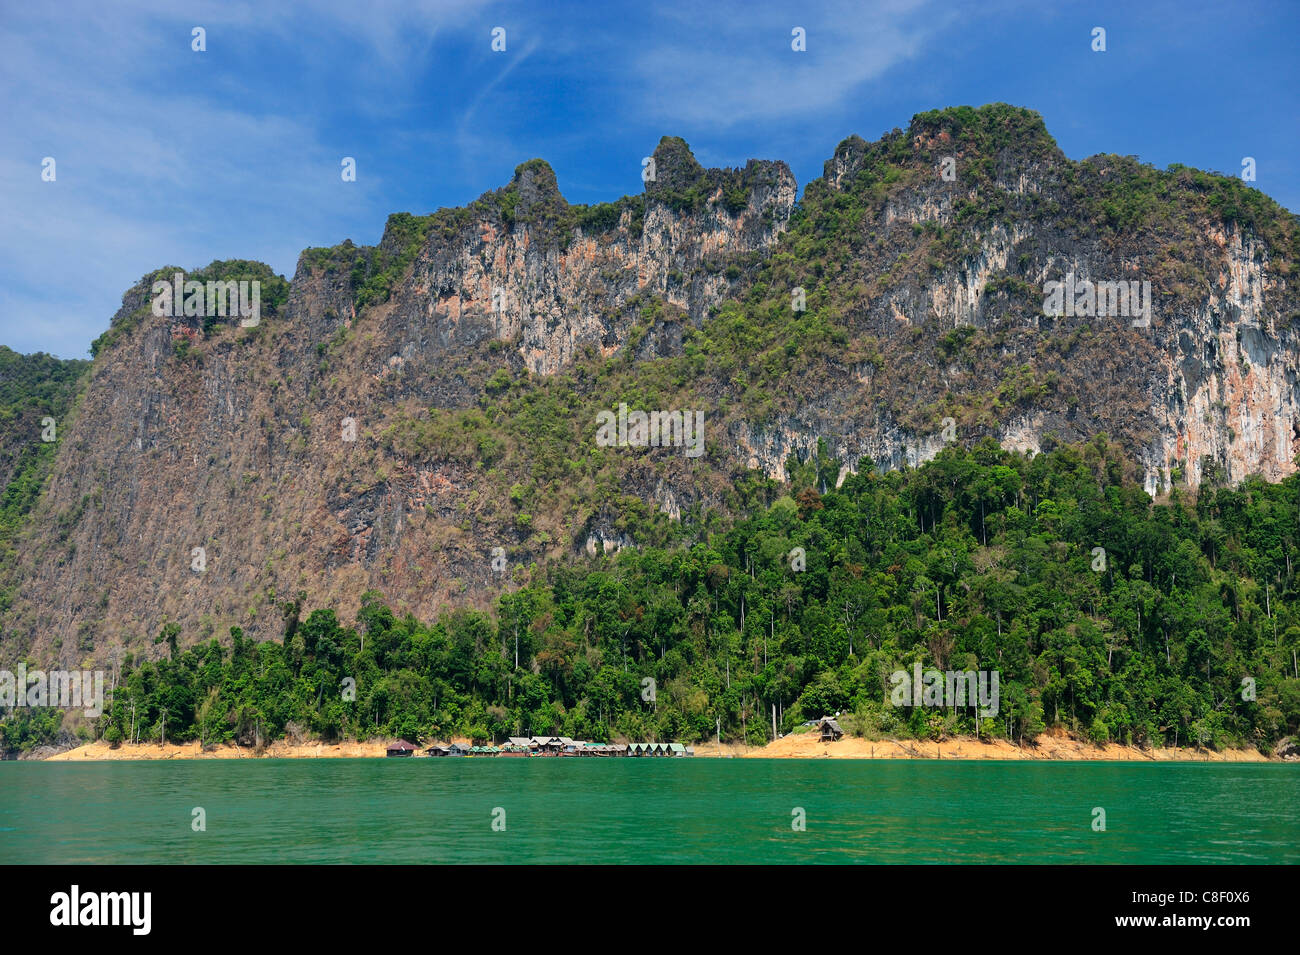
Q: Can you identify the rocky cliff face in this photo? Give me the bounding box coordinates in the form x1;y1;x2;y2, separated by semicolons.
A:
4;106;1298;664
1144;224;1296;493
2;138;797;661
725;111;1299;500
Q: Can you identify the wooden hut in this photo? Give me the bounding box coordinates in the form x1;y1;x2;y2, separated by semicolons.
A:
815;716;844;742
386;740;418;757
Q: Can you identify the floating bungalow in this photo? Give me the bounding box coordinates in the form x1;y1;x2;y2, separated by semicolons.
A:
625;741;691;757
418;737;689;758
499;737;531;756
386;740;418;757
426;742;472;756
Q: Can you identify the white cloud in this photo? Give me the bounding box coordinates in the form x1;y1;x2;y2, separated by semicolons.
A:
0;0;492;357
633;0;958;125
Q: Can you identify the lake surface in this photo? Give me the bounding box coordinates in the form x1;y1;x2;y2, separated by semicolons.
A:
2;759;1296;863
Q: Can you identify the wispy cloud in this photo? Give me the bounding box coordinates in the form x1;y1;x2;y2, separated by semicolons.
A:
0;0;490;357
633;0;957;125
1;0;1296;359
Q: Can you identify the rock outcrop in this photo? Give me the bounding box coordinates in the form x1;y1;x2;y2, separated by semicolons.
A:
4;107;1298;664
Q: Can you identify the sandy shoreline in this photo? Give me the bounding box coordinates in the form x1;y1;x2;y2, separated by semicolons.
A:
39;730;1277;762
697;731;1273;761
44;739;392;760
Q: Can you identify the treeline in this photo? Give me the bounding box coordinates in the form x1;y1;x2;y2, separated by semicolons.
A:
8;438;1300;755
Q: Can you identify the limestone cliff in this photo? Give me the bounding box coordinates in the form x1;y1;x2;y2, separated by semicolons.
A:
4;107;1298;664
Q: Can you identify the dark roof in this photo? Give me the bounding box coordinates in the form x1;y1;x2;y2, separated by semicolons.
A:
387;740;418;751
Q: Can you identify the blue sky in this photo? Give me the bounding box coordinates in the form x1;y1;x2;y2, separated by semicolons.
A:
2;0;1297;359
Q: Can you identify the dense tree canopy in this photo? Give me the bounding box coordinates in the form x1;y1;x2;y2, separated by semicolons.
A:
8;437;1299;756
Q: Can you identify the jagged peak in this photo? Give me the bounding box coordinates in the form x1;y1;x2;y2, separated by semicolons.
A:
907;103;1055;149
831;134;867;155
506;158;566;204
818;103;1064;193
642;136;795;219
88;259;290;359
646;136;707;195
111;260;281;315
823;135;869;185
486;157;570;231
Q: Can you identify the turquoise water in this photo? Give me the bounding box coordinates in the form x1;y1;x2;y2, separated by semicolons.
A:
1;760;1296;863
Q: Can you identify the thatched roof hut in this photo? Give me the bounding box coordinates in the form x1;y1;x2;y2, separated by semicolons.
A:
816;717;844;741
